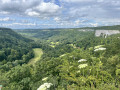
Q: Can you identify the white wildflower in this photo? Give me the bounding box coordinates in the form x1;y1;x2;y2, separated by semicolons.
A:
60;54;66;57
77;70;80;73
78;59;87;62
94;45;106;51
42;77;48;81
94;47;106;52
78;64;88;69
37;83;53;90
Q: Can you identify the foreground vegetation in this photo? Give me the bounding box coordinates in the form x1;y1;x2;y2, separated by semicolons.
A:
0;26;120;90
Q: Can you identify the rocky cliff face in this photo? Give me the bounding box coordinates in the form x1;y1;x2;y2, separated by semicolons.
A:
95;30;120;37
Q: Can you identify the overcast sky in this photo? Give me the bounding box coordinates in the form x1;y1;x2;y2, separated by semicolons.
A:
0;0;120;29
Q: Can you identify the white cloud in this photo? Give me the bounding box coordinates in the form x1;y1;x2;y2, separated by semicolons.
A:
0;11;9;14
0;22;37;29
36;2;60;13
26;2;62;17
0;0;120;28
26;10;40;16
90;23;98;27
0;17;13;21
2;0;11;3
13;22;36;26
54;17;61;22
61;0;93;2
75;20;80;26
0;23;13;27
97;0;104;3
74;19;87;26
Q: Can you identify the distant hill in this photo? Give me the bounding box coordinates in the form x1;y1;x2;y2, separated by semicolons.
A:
0;27;32;42
0;27;33;61
15;28;94;45
0;27;32;49
81;25;120;30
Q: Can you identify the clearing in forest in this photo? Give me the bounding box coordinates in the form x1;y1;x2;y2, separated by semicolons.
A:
28;48;43;65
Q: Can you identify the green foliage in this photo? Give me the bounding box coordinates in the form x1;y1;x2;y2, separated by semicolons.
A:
0;28;33;62
1;27;120;89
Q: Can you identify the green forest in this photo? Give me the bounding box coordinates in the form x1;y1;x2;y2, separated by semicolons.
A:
0;26;120;90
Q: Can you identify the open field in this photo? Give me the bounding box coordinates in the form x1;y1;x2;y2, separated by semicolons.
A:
28;48;43;65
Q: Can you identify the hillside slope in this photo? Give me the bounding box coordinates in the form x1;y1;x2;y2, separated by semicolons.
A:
0;27;33;62
1;27;120;89
0;28;32;49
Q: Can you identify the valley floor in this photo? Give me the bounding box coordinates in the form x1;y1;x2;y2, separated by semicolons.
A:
28;48;43;65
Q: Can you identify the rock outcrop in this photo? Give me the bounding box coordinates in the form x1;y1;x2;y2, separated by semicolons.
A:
95;30;120;37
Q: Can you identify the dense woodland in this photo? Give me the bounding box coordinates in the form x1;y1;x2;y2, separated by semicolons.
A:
0;26;120;90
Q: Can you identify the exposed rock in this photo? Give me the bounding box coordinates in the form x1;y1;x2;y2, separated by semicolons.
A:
95;30;120;37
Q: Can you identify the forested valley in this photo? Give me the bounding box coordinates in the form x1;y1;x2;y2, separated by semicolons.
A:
0;26;120;90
